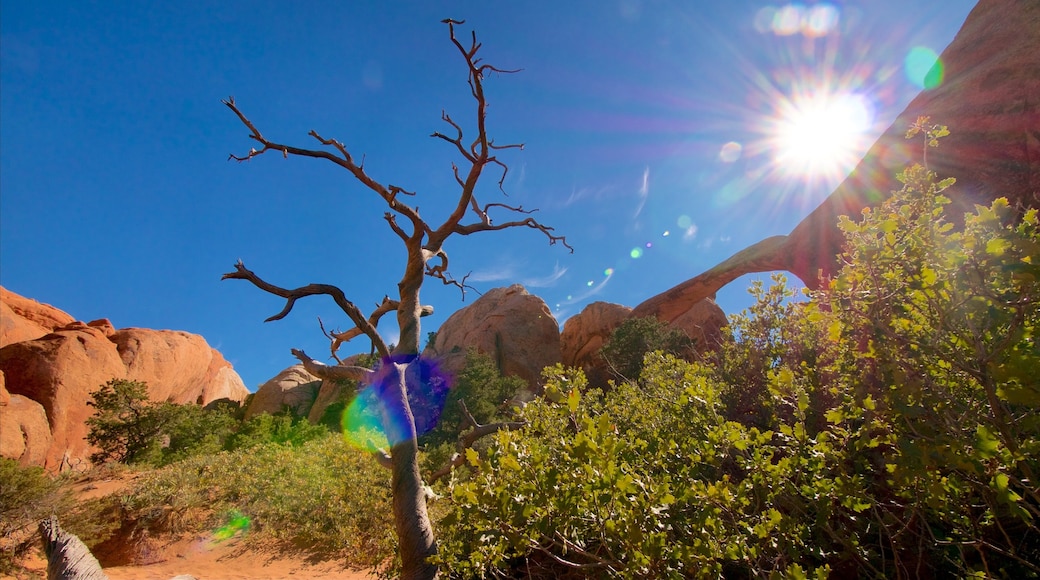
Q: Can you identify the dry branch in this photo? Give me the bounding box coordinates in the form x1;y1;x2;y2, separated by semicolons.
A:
427;400;524;483
222;260;390;358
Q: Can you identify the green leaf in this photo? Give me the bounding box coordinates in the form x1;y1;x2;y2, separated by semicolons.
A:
986;238;1010;256
567;387;580;414
975;425;999;459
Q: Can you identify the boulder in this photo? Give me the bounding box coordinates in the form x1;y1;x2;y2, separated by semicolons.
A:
562;298;727;387
632;0;1040;321
0;370;53;466
244;364;322;420
667;297;727;352
307;354;370;425
111;328;248;405
560;302;632;386
425;285;561;390
0;286;75;347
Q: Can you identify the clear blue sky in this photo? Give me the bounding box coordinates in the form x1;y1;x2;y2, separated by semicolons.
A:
1;1;976;390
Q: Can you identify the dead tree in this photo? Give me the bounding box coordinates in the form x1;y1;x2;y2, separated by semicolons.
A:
222;19;570;580
39;516;109;580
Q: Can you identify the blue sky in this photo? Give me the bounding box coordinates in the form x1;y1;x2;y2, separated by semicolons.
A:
1;1;975;389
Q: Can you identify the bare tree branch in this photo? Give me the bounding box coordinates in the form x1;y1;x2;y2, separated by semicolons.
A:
290;348;373;382
427;400;524;483
454;218;574;252
221;98;428;240
223;261;391;358
327;297;434;360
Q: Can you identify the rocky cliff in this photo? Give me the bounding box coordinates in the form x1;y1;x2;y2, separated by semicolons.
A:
0;286;250;470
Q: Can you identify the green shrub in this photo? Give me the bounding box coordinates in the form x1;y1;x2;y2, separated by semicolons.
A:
123;434;395;567
600;316;694;382
86;379;173;465
0;459;72;573
434;125;1040;577
423;350;525;448
225;411;329;451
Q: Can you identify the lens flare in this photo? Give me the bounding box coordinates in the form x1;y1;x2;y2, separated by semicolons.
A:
771;91;874;180
341;355;451;451
212;510;250;542
719;141;743;163
342;389;389;452
905;47;943;89
630;248;643;259
755;3;840;37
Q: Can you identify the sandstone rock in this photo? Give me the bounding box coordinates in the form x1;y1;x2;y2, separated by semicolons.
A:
244;364;322;420
0;286;75;347
0;288;251;469
633;0;1040;319
667;297;727;352
111;328;249;405
426;285;561;390
560;302;632;386
87;318;116;337
564;298;727;386
0;370;53;465
307;354;370;425
1;325;128;470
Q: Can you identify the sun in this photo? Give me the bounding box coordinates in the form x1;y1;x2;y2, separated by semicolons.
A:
771;91;874;182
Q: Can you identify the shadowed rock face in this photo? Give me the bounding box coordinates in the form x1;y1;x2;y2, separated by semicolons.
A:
633;0;1040;322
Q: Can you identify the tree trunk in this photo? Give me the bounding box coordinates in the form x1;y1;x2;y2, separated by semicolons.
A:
384;362;438;580
39;516;109;580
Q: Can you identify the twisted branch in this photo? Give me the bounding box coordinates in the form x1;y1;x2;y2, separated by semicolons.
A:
222;260;390;358
427;400;524;483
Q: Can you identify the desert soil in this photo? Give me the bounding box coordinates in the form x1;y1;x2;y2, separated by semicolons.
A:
5;472;379;580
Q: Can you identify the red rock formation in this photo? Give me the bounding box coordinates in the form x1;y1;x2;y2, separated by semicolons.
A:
560;302;632;386
1;323;129;470
0;288;250;470
668;297;727;351
633;0;1040;321
245;364;322;420
0;370;52;466
425;285;561;390
561;298;727;387
0;286;75;347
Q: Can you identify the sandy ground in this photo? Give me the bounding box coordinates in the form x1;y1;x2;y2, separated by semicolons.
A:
9;538;379;580
101;536;380;580
5;472;380;580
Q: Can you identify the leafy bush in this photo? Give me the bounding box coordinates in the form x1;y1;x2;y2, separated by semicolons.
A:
0;459;73;573
225;411;330;451
123;434;395;567
434;124;1039;577
86;379;331;467
600;316;694;382
424;350;526;447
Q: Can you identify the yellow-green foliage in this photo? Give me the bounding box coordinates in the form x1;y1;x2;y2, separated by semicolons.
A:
434;125;1039;578
123;434;395;568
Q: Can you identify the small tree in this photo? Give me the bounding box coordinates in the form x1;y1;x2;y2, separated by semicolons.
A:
86;379;170;465
221;20;569;578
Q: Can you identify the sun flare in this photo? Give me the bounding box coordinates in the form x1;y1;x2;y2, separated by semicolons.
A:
772;92;874;181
